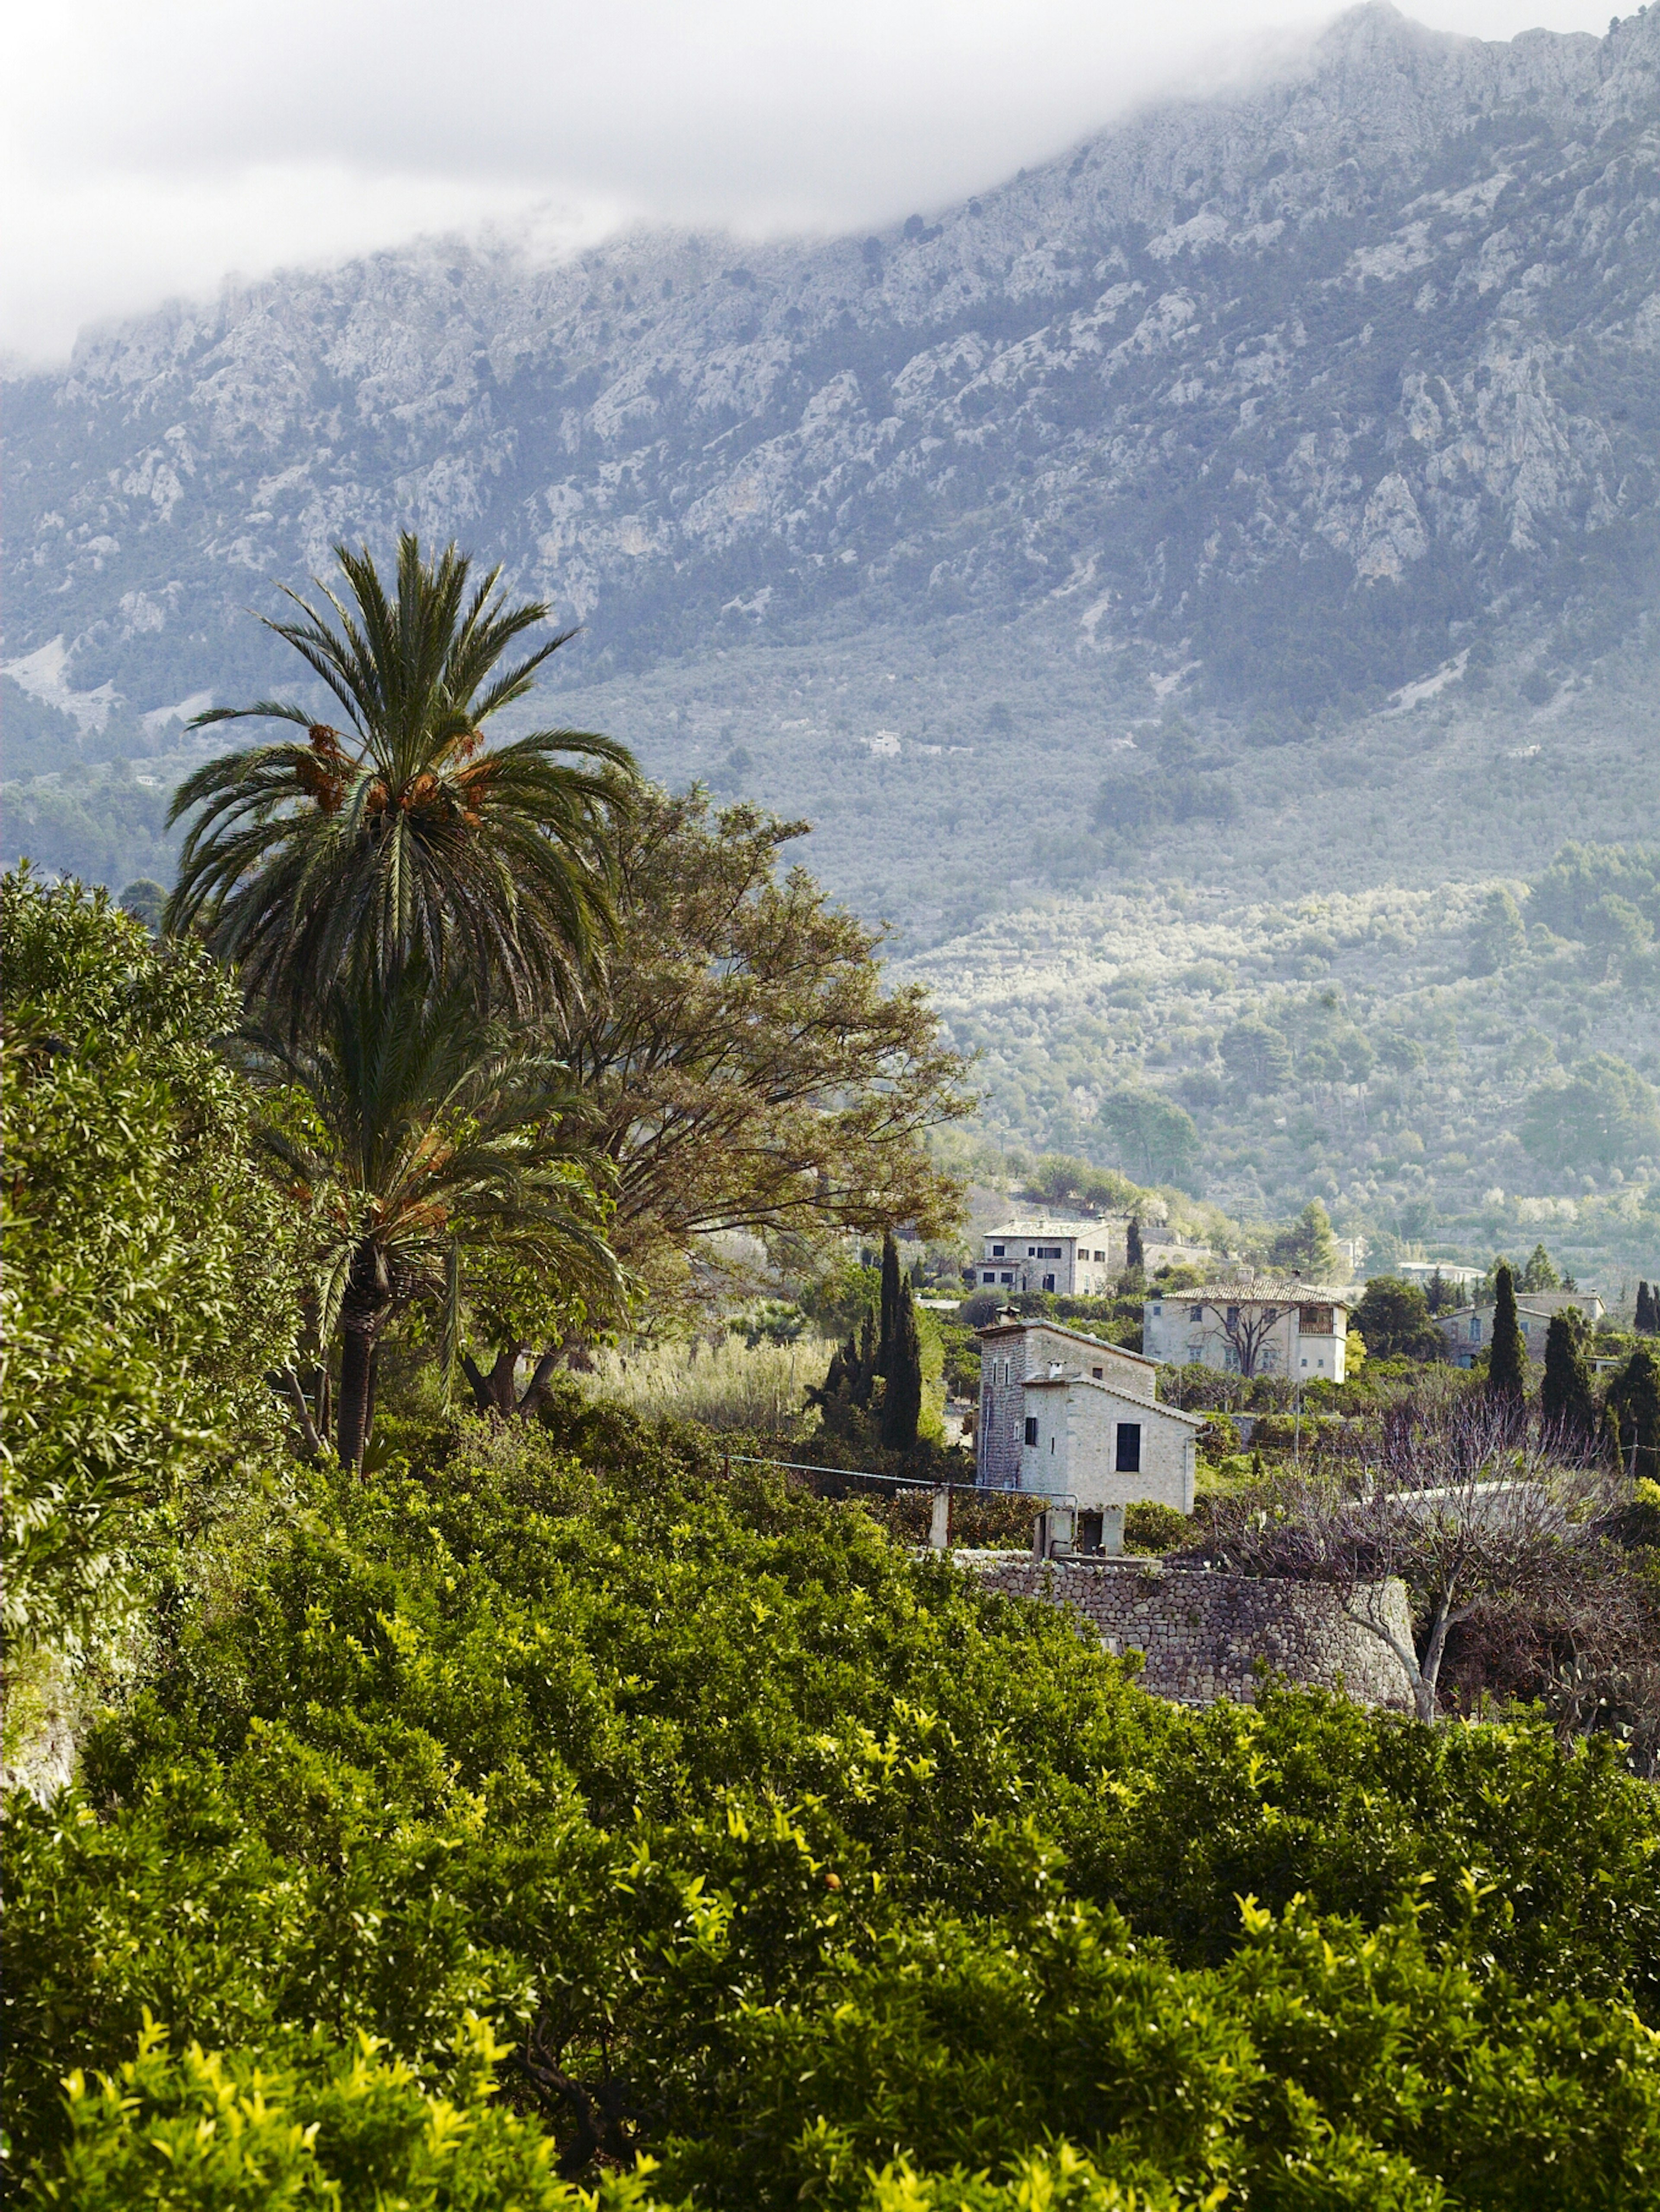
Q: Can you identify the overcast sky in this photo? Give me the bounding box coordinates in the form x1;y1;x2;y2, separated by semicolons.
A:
1;0;1621;365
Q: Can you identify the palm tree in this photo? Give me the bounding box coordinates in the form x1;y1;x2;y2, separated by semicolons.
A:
166;534;635;1024
252;962;619;1469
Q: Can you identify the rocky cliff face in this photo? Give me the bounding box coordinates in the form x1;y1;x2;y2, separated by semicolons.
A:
6;2;1659;728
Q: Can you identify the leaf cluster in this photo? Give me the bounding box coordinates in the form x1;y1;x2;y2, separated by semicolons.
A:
1;870;298;1654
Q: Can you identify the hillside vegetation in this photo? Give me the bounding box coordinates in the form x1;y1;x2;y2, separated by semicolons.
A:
7;532;1660;2208
909;841;1660;1291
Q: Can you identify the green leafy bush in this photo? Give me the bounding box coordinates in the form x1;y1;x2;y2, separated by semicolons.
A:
9;1411;1660;2207
1;870;296;1655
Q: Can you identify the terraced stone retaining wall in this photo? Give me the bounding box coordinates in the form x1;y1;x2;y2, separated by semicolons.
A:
960;1554;1413;1709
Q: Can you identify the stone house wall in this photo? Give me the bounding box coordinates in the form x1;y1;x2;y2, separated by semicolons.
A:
961;1554;1413;1709
977;1318;1154;1490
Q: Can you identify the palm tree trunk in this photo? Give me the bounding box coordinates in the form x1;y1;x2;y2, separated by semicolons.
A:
338;1321;376;1471
337;1241;390;1471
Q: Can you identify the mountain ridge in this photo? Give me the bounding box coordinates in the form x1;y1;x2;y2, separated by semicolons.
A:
7;3;1660;714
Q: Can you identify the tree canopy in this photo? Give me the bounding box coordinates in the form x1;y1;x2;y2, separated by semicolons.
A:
1093;1085;1200;1188
8;1416;1660;2207
550;790;970;1311
1520;1052;1660;1171
1;871;296;1653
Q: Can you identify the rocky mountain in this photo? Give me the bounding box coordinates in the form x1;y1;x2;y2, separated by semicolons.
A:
4;1;1658;1282
7;3;1660;729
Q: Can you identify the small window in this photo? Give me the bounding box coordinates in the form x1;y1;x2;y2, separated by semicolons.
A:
1092;1365;1104;1379
1189;1304;1204;1320
1024;1416;1039;1447
1115;1423;1142;1474
982;1271;996;1283
991;1243;1005;1257
1000;1271;1013;1284
1095;1250;1106;1263
1027;1246;1036;1257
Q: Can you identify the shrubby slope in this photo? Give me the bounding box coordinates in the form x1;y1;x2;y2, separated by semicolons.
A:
7;1405;1660;2206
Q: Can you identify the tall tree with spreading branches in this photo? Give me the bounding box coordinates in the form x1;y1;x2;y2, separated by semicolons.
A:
166;535;635;1024
1200;1392;1606;1723
549;790;970;1317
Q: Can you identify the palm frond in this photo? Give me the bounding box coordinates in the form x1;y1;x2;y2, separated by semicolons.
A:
167;534;637;1021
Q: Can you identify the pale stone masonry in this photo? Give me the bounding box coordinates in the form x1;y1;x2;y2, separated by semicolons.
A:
1435;1288;1604;1368
976;1314;1204;1517
1142;1281;1352;1381
960;1554;1414;1710
977;1220;1122;1296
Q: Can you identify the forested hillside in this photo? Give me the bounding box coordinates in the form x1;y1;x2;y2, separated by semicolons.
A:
910;840;1660;1290
7;532;1660;2206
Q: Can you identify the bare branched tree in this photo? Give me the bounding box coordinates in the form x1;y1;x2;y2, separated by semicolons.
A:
1197;1394;1622;1723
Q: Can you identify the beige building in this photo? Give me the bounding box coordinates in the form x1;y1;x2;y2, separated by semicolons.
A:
1436;1288;1604;1368
975;1314;1204;1522
977;1221;1122;1297
1142;1282;1352;1381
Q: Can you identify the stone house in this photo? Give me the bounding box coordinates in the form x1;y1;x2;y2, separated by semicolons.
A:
1436;1287;1604;1367
975;1313;1204;1526
1142;1282;1352;1381
977;1220;1121;1296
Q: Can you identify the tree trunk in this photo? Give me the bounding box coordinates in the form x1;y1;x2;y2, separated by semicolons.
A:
462;1343;565;1419
463;1345;521;1416
336;1240;391;1471
516;1349;564;1419
269;1366;323;1456
338;1320;376;1471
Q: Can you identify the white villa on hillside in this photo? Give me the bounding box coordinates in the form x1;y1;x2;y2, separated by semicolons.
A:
1436;1287;1604;1367
977;1218;1214;1296
977;1221;1120;1297
975;1312;1204;1525
1142;1283;1353;1381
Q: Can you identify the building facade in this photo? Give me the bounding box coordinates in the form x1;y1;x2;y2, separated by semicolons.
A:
1142;1283;1352;1381
975;1314;1203;1521
1436;1288;1604;1367
977;1221;1122;1296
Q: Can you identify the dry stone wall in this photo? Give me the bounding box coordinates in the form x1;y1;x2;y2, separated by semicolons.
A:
961;1554;1413;1710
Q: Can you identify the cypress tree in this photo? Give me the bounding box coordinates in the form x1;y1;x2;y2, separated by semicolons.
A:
877;1230;902;1378
880;1275;924;1453
1637;1280;1655;1335
1540;1313;1596;1451
1487;1261;1527;1417
1126;1217;1145;1272
853;1311;878;1407
1606;1343;1660;1482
